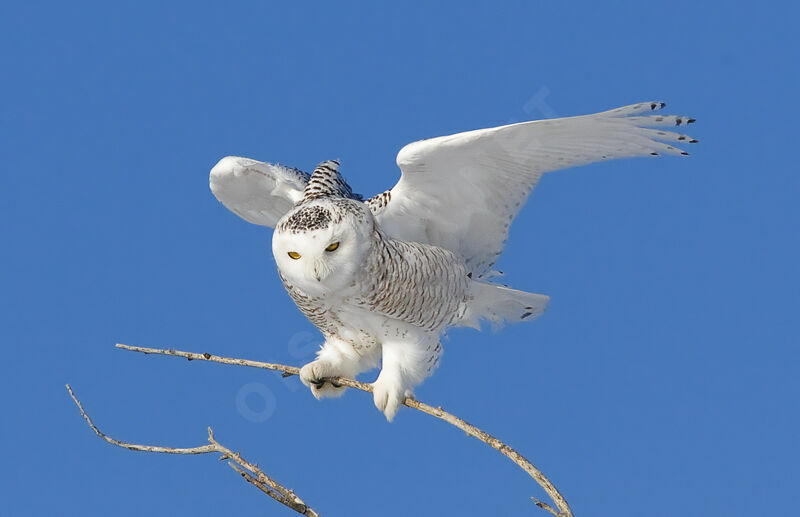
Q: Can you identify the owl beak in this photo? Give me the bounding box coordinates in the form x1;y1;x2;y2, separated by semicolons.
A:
312;259;331;283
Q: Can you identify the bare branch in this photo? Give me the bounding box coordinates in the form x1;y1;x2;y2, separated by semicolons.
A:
228;462;285;504
115;343;372;392
66;385;320;517
115;343;572;516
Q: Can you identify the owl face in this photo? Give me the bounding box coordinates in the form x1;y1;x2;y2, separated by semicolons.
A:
272;200;374;296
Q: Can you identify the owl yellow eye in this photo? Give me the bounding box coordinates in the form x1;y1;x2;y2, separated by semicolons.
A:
325;242;340;252
287;251;301;260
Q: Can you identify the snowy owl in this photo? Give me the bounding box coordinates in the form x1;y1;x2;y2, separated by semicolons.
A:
210;101;696;420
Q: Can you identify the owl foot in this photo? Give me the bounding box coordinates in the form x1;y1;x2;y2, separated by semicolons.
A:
372;372;412;422
299;359;347;399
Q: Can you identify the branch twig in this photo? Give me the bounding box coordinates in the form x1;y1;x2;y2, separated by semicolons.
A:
66;384;319;517
114;343;572;516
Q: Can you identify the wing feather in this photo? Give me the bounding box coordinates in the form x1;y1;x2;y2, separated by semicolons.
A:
209;156;309;228
377;101;697;277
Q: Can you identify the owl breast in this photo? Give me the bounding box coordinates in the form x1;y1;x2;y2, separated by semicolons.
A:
280;230;472;351
351;235;472;331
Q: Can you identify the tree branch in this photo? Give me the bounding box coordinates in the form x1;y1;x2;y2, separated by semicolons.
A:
114;343;572;516
66;384;319;517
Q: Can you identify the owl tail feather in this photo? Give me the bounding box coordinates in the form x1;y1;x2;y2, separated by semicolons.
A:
461;282;550;330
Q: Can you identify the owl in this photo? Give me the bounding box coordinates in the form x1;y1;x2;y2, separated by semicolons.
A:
210;101;696;420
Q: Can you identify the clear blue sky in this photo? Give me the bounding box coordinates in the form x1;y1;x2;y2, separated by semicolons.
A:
2;2;797;516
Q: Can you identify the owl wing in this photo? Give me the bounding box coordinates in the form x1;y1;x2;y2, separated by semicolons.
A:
209;156;310;228
377;101;697;278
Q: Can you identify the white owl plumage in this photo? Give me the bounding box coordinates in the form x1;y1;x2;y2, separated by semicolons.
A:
210;101;696;420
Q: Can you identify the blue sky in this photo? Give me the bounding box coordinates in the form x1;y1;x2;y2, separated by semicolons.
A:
2;2;798;516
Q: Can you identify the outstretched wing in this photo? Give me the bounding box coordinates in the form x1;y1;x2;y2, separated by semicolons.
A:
377;101;697;278
209;156;310;228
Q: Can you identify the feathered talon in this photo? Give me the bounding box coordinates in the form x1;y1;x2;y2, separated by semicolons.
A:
299;360;349;399
311;378;341;389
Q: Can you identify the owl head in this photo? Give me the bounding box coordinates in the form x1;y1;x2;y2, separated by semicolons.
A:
272;199;375;296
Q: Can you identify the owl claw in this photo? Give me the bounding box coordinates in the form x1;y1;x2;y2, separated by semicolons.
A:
299;360;347;399
371;373;411;422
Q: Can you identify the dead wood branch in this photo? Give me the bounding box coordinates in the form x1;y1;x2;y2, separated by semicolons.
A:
66;384;319;517
113;343;572;516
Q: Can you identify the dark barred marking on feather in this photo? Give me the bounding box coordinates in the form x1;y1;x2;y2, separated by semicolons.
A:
366;190;392;215
353;232;472;332
277;205;333;233
302;160;363;202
